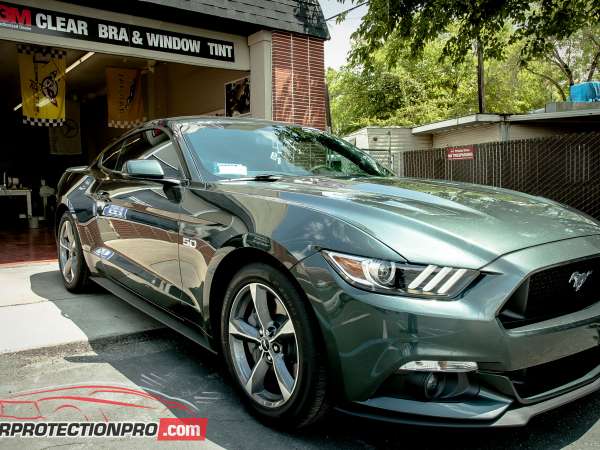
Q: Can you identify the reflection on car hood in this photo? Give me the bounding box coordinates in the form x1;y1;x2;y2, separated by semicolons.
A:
219;176;600;268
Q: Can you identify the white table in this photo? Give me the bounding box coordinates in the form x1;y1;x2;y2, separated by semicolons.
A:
0;188;32;219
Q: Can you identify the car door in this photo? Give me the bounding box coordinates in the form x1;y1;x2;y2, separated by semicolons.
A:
173;125;258;329
176;184;251;327
93;128;187;313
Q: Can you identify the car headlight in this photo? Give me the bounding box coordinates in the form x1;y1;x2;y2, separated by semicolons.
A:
322;250;479;299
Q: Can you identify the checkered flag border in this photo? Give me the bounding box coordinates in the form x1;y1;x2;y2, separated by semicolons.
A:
108;118;147;129
23;117;65;127
17;44;67;59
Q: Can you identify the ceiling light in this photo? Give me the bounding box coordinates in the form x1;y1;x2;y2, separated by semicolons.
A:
65;51;95;74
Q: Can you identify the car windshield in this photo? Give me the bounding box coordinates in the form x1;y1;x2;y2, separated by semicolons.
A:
180;121;392;180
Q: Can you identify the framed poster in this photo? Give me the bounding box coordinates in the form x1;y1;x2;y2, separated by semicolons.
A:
225;76;250;117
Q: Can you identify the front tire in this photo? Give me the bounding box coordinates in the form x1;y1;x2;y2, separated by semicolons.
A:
57;212;89;292
220;262;331;429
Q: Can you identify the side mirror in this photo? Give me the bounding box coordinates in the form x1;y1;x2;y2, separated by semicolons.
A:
123;159;165;179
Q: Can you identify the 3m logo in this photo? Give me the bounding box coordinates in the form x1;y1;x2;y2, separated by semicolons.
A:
0;4;31;26
157;418;207;441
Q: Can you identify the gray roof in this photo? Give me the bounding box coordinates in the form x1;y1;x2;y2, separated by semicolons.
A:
62;1;329;39
138;0;330;39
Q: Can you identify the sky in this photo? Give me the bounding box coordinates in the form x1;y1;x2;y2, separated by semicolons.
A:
319;0;368;70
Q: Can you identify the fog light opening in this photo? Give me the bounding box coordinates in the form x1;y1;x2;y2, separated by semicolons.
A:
403;372;447;400
424;373;445;399
402;371;480;401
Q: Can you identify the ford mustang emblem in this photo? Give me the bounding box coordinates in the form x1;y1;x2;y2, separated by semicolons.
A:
569;271;593;292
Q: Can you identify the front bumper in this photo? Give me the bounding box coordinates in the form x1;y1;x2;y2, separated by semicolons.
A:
337;373;600;427
291;235;600;426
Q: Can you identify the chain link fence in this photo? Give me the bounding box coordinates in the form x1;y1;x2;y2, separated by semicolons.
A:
367;132;600;220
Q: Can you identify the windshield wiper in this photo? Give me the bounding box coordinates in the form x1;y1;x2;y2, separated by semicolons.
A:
221;174;283;182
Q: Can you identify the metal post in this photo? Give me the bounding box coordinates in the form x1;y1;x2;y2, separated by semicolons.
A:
388;130;393;171
477;40;485;114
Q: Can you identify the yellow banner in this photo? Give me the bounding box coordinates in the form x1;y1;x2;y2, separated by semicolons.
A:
106;67;145;128
17;45;66;126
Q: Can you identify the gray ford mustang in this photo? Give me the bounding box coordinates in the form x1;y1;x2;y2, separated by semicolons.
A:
56;117;600;428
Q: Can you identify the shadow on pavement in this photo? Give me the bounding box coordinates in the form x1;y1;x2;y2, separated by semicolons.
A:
30;269;106;300
30;270;600;449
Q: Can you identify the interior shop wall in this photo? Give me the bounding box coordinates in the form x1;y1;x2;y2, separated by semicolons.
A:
74;62;252;162
0;105;89;217
80;95;123;160
150;63;250;117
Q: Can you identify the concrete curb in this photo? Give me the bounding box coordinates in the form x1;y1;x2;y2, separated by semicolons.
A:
0;327;170;360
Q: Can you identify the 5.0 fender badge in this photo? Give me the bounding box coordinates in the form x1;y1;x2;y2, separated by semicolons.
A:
569;271;593;292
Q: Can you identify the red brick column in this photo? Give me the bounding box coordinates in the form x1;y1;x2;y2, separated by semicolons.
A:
272;31;327;130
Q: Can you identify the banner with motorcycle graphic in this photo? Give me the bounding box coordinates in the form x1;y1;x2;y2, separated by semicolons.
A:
17;45;66;126
106;67;146;128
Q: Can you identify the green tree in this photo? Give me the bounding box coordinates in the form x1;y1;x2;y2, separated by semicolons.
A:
522;25;600;100
346;0;599;66
328;35;553;135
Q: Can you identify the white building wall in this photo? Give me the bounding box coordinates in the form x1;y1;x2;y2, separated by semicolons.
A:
344;128;369;149
344;127;431;151
507;124;574;140
248;31;272;120
431;124;501;147
365;127;432;150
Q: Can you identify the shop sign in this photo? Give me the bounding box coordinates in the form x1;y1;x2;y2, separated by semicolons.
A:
446;145;476;160
0;1;235;62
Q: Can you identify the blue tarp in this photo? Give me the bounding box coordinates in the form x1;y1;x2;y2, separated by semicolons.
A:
570;82;600;102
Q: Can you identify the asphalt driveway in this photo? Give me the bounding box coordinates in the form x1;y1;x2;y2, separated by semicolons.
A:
0;263;599;449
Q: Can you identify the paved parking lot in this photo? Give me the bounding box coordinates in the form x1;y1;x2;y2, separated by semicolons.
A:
1;264;600;449
2;331;600;449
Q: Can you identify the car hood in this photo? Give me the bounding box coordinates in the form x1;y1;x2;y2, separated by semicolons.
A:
220;176;600;268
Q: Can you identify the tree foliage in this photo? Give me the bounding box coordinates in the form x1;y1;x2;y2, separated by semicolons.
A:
328;36;555;135
521;24;600;100
347;0;600;67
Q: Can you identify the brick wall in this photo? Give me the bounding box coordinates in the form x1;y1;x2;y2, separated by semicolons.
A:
272;31;327;130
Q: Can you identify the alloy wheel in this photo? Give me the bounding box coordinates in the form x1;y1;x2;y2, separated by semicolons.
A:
59;220;78;283
228;282;299;408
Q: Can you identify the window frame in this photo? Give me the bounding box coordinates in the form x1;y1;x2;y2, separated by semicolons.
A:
98;126;191;181
98;138;126;173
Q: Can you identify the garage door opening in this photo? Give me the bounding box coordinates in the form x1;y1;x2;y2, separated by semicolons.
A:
0;39;249;266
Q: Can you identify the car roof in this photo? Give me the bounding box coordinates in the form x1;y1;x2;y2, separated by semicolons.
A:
145;116;315;130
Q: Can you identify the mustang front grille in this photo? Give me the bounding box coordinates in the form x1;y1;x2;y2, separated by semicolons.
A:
499;255;600;329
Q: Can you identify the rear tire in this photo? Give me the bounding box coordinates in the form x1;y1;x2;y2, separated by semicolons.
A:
220;262;331;429
57;212;90;292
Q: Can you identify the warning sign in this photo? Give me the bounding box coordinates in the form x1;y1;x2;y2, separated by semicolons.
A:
447;146;475;160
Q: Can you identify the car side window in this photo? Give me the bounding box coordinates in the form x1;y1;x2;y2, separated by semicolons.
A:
118;129;184;179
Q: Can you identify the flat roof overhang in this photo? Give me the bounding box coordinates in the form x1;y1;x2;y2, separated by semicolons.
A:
412;108;600;135
508;108;600;122
411;114;505;135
